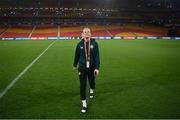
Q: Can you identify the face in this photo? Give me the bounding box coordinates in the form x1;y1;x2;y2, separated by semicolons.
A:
81;28;91;40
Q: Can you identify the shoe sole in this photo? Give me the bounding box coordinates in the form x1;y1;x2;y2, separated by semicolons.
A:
90;96;93;99
81;110;86;113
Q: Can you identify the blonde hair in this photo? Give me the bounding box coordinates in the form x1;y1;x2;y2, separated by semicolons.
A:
82;27;91;32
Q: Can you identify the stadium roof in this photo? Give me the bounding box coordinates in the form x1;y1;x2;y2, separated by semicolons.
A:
0;0;180;10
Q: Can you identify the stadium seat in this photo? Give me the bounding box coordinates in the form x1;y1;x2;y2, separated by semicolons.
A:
31;26;58;37
0;24;168;38
1;26;32;38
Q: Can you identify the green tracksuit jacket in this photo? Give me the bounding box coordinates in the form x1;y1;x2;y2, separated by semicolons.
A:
73;38;100;70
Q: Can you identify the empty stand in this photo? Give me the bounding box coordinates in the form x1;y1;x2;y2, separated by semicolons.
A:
60;26;82;37
107;24;167;37
1;26;32;38
31;25;58;37
0;27;8;37
0;24;168;38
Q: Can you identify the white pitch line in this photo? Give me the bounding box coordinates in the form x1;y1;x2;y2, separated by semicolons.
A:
0;40;56;99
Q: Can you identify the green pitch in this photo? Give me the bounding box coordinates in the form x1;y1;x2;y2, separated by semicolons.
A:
0;40;180;119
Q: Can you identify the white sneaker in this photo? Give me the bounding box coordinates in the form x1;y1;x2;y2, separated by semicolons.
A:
81;107;87;113
90;92;94;99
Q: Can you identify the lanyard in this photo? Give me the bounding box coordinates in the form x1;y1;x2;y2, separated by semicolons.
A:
84;40;90;61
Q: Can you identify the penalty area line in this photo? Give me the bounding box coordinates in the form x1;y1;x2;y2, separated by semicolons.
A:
0;40;56;100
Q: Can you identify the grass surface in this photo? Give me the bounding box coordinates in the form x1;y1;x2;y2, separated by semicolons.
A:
0;39;180;118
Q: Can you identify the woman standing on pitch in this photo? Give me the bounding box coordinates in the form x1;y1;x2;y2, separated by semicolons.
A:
73;28;100;113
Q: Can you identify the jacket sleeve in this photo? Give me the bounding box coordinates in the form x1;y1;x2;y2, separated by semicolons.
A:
95;42;100;69
73;44;80;67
